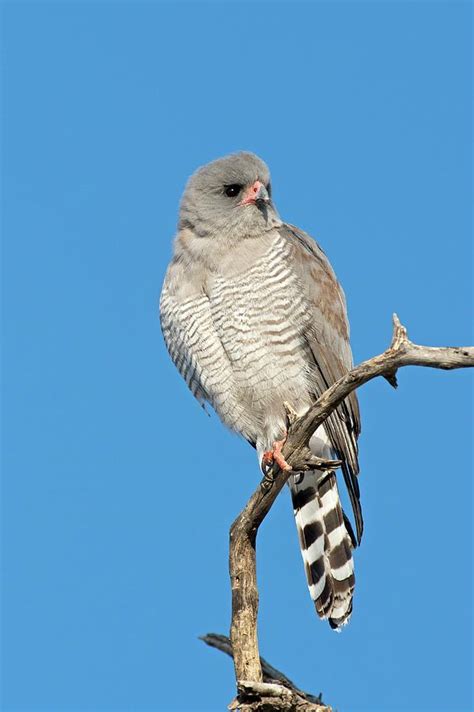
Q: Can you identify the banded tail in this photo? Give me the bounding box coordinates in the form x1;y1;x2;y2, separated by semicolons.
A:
290;468;356;629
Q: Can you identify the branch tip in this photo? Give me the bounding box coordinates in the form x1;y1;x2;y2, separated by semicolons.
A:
390;313;409;350
283;401;300;426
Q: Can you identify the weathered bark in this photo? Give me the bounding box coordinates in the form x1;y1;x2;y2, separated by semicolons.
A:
220;315;473;711
229;508;261;684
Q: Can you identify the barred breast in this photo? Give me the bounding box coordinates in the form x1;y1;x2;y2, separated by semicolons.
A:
161;230;314;450
206;232;315;452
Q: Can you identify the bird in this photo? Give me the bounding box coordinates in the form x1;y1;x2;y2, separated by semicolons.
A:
160;152;361;629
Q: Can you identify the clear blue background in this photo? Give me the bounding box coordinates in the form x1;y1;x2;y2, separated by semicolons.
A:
2;2;472;711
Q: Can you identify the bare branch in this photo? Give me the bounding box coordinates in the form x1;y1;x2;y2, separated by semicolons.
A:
200;633;327;710
227;315;473;709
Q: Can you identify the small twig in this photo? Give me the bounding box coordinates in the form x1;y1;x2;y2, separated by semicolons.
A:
227;314;473;709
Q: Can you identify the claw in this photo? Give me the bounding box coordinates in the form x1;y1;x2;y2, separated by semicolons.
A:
306;454;343;471
284;444;342;473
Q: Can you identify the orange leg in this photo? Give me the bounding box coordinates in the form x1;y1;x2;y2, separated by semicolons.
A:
262;437;292;472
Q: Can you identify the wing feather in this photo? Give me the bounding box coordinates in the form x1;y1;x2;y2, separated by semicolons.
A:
280;223;363;543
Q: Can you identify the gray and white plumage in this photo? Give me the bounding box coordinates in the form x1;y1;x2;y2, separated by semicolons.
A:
160;152;362;629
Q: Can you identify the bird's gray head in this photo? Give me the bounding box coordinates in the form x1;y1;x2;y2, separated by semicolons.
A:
179;152;280;239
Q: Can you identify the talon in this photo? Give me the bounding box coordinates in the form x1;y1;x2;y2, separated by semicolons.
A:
262;450;274;468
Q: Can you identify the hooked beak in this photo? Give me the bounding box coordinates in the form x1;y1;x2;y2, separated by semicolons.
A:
239;180;270;206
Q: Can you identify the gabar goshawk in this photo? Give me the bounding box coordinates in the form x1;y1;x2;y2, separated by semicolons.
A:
160;152;362;629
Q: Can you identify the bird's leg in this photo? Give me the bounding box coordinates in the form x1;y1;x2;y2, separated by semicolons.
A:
262;435;292;473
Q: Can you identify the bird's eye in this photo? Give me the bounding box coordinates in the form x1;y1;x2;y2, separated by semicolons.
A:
224;184;242;197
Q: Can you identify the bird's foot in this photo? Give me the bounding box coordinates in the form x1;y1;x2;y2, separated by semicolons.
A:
291;445;343;473
261;437;292;472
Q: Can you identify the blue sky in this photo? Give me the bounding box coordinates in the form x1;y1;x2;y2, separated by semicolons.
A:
1;2;472;711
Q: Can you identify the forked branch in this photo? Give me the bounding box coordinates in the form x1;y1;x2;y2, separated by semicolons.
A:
223;315;473;711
